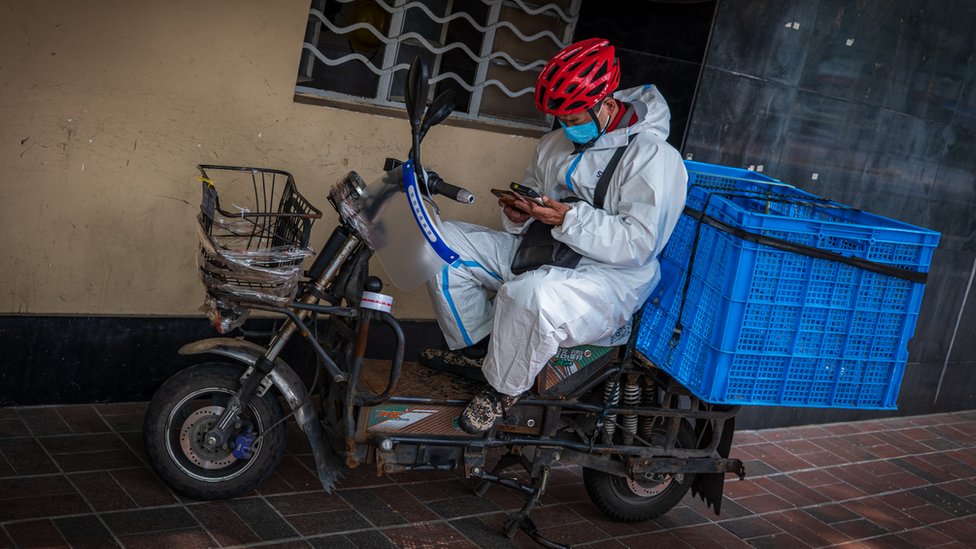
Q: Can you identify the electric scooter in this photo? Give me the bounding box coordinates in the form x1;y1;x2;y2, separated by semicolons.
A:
143;57;744;547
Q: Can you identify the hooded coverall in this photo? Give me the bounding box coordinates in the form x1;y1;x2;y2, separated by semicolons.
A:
426;85;689;396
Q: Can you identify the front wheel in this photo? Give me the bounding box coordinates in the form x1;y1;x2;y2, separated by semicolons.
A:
583;426;696;522
143;362;286;499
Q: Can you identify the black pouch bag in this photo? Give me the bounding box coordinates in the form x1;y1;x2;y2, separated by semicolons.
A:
510;135;634;275
510;218;581;275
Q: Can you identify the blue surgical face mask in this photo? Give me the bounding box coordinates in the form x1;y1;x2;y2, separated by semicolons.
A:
559;119;600;144
559;102;606;144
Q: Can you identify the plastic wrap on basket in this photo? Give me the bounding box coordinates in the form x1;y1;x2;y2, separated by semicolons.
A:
201;296;250;334
196;217;313;305
193;165;322;331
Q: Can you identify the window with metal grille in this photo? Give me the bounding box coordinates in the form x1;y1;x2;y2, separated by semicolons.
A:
296;0;580;132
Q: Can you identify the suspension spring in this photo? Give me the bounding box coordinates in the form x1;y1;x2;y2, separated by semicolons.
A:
602;379;621;442
639;376;657;442
621;375;641;445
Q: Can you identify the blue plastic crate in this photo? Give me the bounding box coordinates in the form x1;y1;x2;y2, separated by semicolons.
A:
634;161;940;409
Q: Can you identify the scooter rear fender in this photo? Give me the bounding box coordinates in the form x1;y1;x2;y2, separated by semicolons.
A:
178;337;345;492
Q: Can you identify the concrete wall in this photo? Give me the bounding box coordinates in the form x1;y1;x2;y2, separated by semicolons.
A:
0;0;533;320
685;0;976;426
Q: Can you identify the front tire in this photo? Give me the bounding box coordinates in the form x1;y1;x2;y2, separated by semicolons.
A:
583;426;696;522
143;362;286;499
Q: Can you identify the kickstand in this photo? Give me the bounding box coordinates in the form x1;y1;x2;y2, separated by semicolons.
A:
473;450;533;497
500;466;570;549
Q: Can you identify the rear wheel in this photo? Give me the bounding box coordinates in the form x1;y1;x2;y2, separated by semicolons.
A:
583;426;696;522
143;362;286;499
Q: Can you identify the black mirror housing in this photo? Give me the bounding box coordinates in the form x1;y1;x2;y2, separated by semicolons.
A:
405;56;429;132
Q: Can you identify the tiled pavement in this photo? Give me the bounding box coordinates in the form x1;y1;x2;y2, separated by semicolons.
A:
1;404;975;548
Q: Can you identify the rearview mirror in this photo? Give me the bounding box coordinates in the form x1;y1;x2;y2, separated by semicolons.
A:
421;89;456;136
405;56;429;133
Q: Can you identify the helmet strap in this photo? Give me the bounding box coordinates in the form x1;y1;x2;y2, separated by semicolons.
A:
573;99;609;153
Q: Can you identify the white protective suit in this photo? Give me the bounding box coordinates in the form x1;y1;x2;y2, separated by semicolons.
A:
426;85;688;396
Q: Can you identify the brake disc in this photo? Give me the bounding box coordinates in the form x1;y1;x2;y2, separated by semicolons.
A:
179;405;238;470
626;472;684;497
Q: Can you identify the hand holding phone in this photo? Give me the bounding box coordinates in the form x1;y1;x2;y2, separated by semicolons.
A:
508;182;546;206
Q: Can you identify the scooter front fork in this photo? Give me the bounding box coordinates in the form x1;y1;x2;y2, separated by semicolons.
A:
204;355;277;450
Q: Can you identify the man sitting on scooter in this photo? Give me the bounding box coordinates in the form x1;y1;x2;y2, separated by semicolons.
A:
420;38;689;434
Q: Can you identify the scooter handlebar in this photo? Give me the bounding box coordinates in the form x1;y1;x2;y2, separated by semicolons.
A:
383;159;474;204
425;170;475;204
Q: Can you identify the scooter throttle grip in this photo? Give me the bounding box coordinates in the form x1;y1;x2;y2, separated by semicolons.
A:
428;173;474;204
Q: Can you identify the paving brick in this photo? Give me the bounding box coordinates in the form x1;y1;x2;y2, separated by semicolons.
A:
861;443;905;459
895;527;955;547
651;506;711;529
933;517;976;544
732;432;764;446
226;497;299;540
830;518;888;539
773;439;821;455
735;493;794;514
4;519;69;548
54;514;120;548
57;406;111;434
841;498;921;531
0;475;77;500
18;410;73;436
188;501;262;546
425;494;502;519
51;448;143;473
741;460;780;477
908;485;976;517
338;485;429;526
940;479;976;498
876;490;929;511
117;528;214;549
744;531;810;548
723;479;769;499
737;444;814;473
285;509;371;536
0;418;30;438
533;518;614;546
69;471;137;512
762;510;850;547
874;431;937;455
619;529;694;548
566;501;662;538
787;469;841;488
450;515;522;549
0;492;90;521
109;467;178;507
815;482;867;502
101;506;197;536
305;532;387;549
384;523;477;548
273;455;323;492
718;516;783;540
803;503;860;524
900;503;955;523
101;411;145;434
821;423;860;436
267;491;349;516
667;524;752;548
791;450;848;468
0;439;59;475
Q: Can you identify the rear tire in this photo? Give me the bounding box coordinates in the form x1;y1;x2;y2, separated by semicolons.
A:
583;426;696;522
143;362;286;500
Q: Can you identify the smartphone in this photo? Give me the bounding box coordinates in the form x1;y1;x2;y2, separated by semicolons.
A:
509;182;546;206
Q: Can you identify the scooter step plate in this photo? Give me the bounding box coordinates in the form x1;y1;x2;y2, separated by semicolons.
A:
360;404;481;438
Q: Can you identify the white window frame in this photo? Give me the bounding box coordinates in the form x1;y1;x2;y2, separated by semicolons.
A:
296;0;581;132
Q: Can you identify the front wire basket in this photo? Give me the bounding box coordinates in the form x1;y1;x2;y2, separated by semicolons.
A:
196;165;322;332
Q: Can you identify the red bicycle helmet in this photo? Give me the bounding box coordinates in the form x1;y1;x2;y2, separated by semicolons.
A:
535;38;620;117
